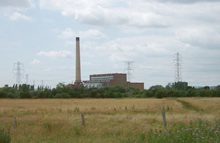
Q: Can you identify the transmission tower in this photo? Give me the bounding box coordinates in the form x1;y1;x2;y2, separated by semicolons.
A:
14;61;24;85
25;74;29;84
124;61;133;82
174;52;182;82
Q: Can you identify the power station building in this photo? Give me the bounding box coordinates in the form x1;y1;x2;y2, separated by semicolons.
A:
83;73;144;90
71;37;144;90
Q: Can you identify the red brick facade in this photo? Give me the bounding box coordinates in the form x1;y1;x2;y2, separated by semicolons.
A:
84;73;144;90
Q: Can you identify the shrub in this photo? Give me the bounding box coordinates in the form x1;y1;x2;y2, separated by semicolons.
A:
0;91;7;98
144;90;153;97
155;90;166;98
20;91;31;98
186;89;199;97
7;93;16;98
116;93;123;98
0;128;11;143
54;93;70;98
105;92;116;98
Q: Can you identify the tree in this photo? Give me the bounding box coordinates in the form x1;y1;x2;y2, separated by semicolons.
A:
155;90;166;98
186;89;199;97
215;85;220;90
166;90;180;97
19;91;31;98
166;82;173;90
198;88;212;97
173;82;188;91
149;85;164;97
144;90;153;97
0;91;7;98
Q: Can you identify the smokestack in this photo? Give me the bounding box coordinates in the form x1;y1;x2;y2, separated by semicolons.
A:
75;37;81;84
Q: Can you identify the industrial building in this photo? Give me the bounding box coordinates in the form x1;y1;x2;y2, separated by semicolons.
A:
83;73;144;90
71;37;144;90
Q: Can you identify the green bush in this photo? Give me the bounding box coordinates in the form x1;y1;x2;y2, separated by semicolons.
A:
155;90;166;99
7;92;16;98
0;128;11;143
0;91;7;98
19;91;31;98
54;93;70;98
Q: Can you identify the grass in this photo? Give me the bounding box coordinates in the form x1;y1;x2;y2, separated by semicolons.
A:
176;99;201;111
0;98;219;142
0;128;11;143
145;119;220;143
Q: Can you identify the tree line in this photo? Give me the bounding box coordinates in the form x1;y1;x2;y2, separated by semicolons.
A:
0;82;219;99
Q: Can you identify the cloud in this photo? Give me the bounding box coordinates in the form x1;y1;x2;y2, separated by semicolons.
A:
0;0;34;9
128;12;169;28
150;0;220;4
81;35;185;63
0;0;34;21
79;29;107;39
65;41;75;46
57;28;75;39
43;66;74;71
31;59;41;64
63;6;130;26
39;0;220;62
37;50;73;58
176;26;220;49
9;12;32;21
57;28;107;40
39;0;170;28
40;0;220;30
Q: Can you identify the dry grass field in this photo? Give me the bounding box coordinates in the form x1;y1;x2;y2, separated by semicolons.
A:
0;98;219;143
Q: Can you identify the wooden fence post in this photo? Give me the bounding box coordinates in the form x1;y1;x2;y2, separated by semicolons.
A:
81;113;85;127
14;117;17;129
162;107;167;129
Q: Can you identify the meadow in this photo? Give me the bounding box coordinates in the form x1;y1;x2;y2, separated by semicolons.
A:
0;98;219;143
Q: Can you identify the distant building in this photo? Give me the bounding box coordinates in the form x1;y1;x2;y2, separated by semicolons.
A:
83;73;144;90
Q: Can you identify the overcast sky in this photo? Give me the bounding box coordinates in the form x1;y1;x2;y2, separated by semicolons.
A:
0;0;220;89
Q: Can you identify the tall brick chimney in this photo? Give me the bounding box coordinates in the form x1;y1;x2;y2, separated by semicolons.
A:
75;37;82;86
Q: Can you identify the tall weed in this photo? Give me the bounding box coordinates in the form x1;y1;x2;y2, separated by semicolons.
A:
147;119;220;143
0;128;11;143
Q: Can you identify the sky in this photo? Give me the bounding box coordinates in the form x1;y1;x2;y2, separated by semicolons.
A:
0;0;220;89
